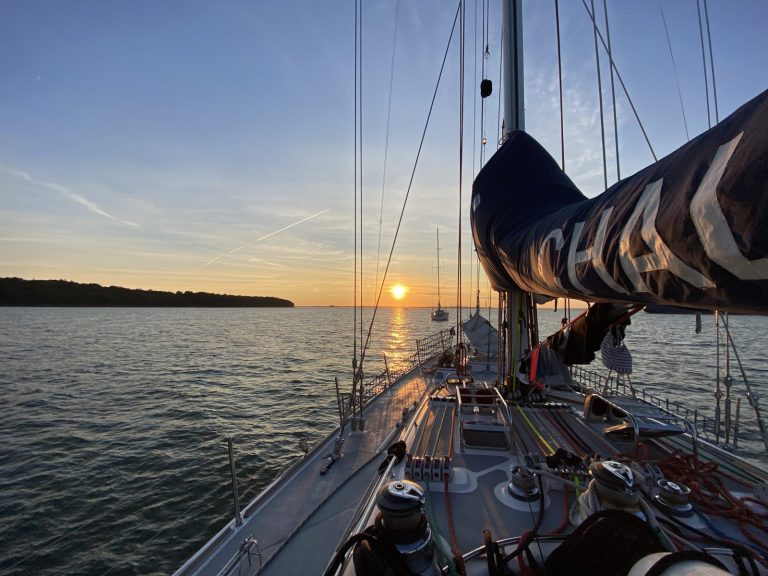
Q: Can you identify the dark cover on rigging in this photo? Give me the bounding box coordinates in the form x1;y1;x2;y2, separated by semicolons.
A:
471;90;768;315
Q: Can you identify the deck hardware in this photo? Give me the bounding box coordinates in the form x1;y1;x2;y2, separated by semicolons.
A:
508;466;541;501
227;437;243;527
654;479;693;516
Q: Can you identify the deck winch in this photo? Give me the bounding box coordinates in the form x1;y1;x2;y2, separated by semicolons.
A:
371;480;437;575
572;460;644;525
508;466;541;501
591;460;640;508
653;478;693;516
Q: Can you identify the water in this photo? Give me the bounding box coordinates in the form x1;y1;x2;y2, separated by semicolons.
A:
1;307;765;575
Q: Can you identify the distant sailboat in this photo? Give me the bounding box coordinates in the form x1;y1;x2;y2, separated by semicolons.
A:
430;228;449;321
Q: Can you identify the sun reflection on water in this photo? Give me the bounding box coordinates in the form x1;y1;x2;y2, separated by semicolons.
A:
383;307;410;370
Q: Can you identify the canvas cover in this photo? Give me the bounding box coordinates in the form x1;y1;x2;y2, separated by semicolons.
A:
462;312;498;359
471;90;768;315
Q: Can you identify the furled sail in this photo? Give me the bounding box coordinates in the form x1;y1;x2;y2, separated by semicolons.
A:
462;312;498;359
471;90;768;315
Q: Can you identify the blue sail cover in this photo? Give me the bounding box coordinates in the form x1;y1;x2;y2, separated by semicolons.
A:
471;90;768;315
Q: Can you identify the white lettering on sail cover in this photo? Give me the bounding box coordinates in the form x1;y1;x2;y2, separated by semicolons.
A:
567;208;628;295
690;133;768;280
619;179;715;292
536;135;753;295
537;229;564;289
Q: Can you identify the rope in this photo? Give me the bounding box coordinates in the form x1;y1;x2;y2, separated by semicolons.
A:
515;403;555;454
444;478;467;575
657;516;764;573
548;485;571;535
423;486;459;574
658;450;768;555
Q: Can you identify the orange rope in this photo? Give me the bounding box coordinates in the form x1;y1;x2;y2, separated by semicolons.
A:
659;450;768;552
443;476;466;575
547;486;571;535
442;390;465;575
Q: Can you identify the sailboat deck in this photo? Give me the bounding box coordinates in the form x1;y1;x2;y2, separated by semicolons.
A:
174;365;432;576
332;361;768;575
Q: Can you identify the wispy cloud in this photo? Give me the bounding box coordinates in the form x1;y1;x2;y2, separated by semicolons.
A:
0;165;140;228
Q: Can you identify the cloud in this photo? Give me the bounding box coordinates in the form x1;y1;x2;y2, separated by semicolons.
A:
0;164;140;228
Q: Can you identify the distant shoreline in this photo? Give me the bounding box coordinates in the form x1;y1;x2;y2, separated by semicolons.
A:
0;278;294;308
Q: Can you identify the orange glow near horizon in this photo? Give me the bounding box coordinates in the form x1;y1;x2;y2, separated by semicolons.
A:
390;284;408;301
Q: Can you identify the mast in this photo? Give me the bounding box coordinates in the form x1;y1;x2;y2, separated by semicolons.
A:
502;0;524;137
500;0;530;388
436;228;442;309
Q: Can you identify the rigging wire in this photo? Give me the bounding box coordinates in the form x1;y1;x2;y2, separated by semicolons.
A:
581;0;657;162
555;0;565;170
358;2;462;373
696;0;712;129
703;0;719;123
468;0;478;314
590;0;608;190
359;0;364;394
457;0;466;344
659;4;690;141
353;0;359;391
479;0;489;167
495;21;503;150
602;0;620;180
373;0;401;303
472;0;478;177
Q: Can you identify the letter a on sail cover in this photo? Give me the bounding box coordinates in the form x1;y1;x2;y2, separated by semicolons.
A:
619;179;715;292
690;132;768;280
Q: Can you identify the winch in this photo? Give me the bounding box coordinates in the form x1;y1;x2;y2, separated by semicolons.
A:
508;466;541;501
373;480;437;575
653;478;693;516
572;460;643;525
590;460;640;509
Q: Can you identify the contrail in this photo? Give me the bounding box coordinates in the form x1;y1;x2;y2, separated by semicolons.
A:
199;209;329;269
1;164;140;228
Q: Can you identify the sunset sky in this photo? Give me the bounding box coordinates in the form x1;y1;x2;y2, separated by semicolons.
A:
1;1;765;306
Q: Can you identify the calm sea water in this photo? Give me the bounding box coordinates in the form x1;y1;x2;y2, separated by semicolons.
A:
1;307;765;575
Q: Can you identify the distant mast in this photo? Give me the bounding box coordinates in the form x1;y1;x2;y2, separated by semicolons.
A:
436;228;443;310
431;228;449;321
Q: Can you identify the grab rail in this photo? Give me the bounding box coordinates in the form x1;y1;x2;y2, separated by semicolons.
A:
336;329;453;429
570;365;721;442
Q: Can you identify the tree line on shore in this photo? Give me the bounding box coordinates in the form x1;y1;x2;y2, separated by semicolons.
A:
0;278;294;307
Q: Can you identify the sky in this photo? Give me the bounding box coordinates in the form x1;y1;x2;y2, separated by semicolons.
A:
1;1;766;307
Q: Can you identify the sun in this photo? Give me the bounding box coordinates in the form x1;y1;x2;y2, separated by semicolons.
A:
390;284;408;301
